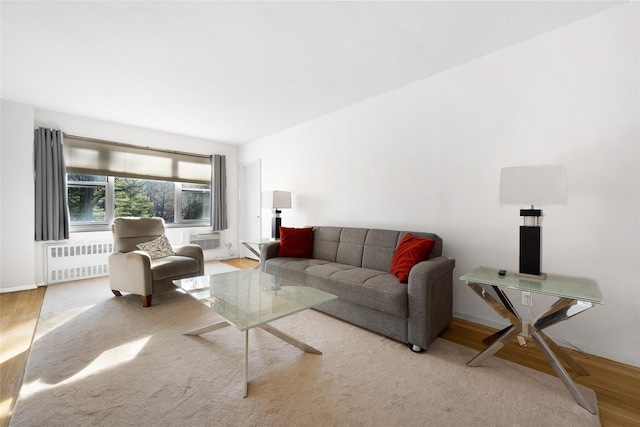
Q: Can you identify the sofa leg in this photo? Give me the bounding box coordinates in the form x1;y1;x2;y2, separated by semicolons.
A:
409;344;425;353
112;290;122;297
141;295;152;307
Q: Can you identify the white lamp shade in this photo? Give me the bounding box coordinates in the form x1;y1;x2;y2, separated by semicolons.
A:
499;165;567;206
262;190;291;209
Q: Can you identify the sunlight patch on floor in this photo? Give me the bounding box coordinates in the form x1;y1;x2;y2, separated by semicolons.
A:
33;305;96;341
0;319;38;363
19;335;150;399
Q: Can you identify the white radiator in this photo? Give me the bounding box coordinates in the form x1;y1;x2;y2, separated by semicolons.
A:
189;232;221;250
44;241;115;285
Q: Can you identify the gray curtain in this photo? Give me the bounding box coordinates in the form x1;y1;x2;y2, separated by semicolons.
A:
212;154;228;230
34;128;70;241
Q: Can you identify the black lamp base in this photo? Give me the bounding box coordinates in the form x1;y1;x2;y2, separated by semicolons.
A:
519;225;544;278
271;210;282;239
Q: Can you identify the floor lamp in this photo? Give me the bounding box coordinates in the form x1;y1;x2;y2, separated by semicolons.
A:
499;165;567;279
262;190;291;239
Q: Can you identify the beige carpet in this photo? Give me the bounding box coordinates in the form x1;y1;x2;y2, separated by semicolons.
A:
11;262;600;426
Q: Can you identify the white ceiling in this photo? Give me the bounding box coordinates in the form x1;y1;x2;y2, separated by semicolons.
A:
1;1;622;145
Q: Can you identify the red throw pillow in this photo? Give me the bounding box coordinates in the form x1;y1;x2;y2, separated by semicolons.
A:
277;227;314;258
390;233;435;283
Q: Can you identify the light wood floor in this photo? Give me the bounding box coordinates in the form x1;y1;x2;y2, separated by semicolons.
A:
1;258;639;427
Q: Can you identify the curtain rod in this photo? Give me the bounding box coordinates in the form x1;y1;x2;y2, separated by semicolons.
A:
62;132;213;160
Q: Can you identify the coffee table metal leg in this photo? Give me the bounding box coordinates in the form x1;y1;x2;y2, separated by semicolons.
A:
244;330;249;398
259;323;322;354
183;320;231;336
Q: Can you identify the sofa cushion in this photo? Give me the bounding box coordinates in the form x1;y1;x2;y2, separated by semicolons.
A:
264;258;408;318
312;226;342;262
278;227;314;258
335;227;368;266
361;229;401;271
390;233;435;283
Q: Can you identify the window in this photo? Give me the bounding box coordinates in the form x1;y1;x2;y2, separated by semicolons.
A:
63;135;213;231
67;174;107;223
181;183;211;221
68;175;211;230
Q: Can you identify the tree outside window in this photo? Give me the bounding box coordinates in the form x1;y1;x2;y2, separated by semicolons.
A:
67;174;210;230
67;174;106;222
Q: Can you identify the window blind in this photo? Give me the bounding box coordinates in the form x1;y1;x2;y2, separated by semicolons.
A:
63;135;212;184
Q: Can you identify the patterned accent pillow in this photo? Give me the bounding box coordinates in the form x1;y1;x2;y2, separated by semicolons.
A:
136;234;176;259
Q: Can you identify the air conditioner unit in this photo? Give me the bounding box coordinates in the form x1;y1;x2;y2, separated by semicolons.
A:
189;232;221;250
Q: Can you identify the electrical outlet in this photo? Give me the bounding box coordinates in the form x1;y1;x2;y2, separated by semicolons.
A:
521;291;531;306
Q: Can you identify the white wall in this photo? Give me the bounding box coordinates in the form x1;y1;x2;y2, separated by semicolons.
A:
240;4;639;366
0;100;37;291
0;104;240;290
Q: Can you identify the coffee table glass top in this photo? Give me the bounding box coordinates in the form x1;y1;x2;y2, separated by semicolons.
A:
460;266;603;304
174;269;337;331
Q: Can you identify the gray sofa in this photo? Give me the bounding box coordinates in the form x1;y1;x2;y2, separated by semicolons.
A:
260;226;455;352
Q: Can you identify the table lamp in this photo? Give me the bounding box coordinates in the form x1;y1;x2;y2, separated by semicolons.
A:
499;165;567;278
262;190;291;239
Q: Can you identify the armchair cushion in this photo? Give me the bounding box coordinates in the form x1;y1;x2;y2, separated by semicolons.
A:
151;256;201;281
136;234;176;259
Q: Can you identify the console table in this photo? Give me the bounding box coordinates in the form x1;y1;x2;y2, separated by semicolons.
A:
460;266;603;414
240;239;278;269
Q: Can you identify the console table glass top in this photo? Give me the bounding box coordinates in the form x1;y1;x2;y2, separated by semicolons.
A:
175;269;337;331
460;266;603;304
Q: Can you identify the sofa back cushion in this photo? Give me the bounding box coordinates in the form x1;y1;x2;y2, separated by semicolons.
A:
361;229;401;271
312;226;342;262
335;228;369;266
311;226;443;271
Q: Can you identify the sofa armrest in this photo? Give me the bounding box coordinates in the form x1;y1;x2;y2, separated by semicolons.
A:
108;250;153;296
174;244;205;275
406;256;456;350
259;242;281;272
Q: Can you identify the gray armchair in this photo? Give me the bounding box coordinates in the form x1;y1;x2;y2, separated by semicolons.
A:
108;217;204;307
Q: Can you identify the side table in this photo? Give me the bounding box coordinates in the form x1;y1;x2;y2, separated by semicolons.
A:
240;239;279;269
460;266;603;414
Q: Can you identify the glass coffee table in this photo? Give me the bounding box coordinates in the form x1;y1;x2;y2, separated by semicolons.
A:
174;269;337;397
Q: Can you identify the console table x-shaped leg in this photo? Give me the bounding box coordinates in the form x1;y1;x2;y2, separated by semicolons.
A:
466;282;597;414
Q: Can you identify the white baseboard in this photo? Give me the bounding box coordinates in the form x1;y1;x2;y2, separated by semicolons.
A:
453;311;507;330
0;284;39;293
